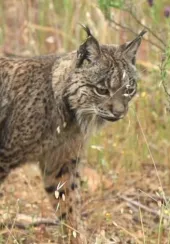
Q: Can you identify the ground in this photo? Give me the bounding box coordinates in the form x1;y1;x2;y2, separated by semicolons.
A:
0;155;170;243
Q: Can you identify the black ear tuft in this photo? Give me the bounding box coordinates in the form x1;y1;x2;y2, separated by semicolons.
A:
79;24;92;37
121;29;147;65
76;24;101;67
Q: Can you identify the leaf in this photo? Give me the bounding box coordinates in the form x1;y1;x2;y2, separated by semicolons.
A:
98;0;124;11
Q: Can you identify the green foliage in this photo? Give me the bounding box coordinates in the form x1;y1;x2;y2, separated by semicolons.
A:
0;235;5;244
98;0;124;18
162;43;170;82
161;38;170;102
98;0;124;9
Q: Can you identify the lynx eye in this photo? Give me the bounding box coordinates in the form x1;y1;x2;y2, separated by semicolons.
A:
94;87;109;96
123;85;136;97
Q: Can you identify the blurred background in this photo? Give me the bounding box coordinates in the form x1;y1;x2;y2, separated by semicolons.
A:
0;0;170;243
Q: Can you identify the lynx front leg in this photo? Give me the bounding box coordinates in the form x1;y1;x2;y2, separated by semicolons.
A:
0;148;20;186
40;157;86;244
0;165;9;186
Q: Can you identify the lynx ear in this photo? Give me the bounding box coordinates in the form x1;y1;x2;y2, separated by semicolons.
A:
121;30;147;65
76;25;101;67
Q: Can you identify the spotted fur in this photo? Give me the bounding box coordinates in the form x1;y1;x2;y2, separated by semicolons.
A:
0;27;146;243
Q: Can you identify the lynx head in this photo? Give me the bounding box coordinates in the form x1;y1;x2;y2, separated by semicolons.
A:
66;26;146;133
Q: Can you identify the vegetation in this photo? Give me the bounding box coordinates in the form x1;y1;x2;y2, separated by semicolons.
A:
0;0;170;243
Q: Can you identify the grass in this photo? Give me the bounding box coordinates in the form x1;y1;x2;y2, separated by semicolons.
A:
0;0;170;243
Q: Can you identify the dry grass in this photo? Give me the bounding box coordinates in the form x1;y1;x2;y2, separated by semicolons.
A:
0;0;170;243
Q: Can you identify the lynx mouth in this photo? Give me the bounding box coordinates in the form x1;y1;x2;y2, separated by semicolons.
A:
99;115;121;122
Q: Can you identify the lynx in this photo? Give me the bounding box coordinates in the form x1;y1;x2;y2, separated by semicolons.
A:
0;26;146;243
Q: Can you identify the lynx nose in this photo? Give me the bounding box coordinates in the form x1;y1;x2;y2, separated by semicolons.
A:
111;102;126;118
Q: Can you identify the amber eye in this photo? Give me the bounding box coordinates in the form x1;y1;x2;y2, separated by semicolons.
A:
94;87;109;96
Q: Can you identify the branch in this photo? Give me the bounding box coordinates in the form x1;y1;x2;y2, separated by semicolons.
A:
126;8;166;48
160;51;170;100
109;18;165;52
0;214;59;230
118;194;170;220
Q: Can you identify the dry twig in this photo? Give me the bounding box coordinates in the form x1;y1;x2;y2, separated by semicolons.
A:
110;19;164;52
118;194;170;220
0;214;59;230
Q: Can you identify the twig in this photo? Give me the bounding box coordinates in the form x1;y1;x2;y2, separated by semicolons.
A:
160;52;170;97
127;9;166;47
109;18;165;52
118;194;170;220
135;112;167;203
0;214;59;230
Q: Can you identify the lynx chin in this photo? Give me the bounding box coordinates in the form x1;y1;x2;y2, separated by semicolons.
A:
0;26;146;244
